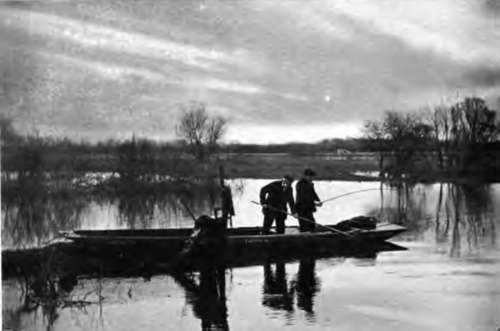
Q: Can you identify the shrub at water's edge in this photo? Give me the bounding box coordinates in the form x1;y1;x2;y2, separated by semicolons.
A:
363;97;500;183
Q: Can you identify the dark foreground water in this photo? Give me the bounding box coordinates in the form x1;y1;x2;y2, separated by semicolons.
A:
2;179;500;330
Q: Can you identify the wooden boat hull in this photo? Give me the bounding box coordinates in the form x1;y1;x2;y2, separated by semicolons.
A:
62;223;406;261
2;224;406;279
66;223;405;244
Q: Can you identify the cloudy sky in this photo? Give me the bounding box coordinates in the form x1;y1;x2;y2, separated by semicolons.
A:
1;0;499;143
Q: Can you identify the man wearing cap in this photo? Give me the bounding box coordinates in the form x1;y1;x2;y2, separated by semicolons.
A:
295;169;322;232
259;175;296;234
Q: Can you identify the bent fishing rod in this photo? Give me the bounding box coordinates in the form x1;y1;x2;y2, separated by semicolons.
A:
319;188;394;204
177;198;197;222
250;200;353;237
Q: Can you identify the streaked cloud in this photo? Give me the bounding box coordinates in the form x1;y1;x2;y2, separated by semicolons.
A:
41;51;304;100
327;0;500;65
0;7;248;71
1;0;499;143
43;52;166;82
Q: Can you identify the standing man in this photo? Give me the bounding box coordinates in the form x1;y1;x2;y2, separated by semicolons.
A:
260;175;296;234
212;178;235;228
220;181;235;225
216;166;235;227
295;169;322;232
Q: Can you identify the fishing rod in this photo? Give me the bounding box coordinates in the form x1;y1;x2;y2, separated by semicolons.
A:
177;199;197;222
320;188;394;204
250;200;354;237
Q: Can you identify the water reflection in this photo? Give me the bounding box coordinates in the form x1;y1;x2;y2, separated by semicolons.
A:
373;182;498;257
294;258;320;320
1;176;244;248
262;262;294;315
173;266;229;331
1;182;89;249
261;259;321;322
2;176;498;331
1;258;350;331
4;246;403;331
1;177;498;259
3;272;99;331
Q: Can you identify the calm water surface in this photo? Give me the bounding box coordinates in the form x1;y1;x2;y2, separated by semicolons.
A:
2;179;500;330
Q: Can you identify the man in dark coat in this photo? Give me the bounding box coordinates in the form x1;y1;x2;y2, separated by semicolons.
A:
295;169;322;232
220;183;235;223
213;180;235;228
260;175;296;234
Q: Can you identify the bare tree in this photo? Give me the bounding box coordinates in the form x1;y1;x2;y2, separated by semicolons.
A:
363;120;385;171
363;110;433;178
176;102;227;161
428;106;451;170
462;97;497;144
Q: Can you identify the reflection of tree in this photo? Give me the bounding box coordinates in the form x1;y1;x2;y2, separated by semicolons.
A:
370;180;497;257
1;182;89;248
449;184;462;257
173;266;229;331
446;183;496;257
110;178;222;229
2;172;245;247
262;262;294;315
374;182;429;234
434;183;448;243
3;272;101;331
115;190;158;228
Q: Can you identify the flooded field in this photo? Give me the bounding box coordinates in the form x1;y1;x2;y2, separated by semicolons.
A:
2;179;500;330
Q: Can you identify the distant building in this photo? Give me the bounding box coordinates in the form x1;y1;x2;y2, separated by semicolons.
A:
336;148;352;155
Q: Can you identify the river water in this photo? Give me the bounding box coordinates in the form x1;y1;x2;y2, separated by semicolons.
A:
2;179;500;330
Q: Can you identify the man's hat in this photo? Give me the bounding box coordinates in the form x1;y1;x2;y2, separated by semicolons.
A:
304;168;316;177
283;174;294;183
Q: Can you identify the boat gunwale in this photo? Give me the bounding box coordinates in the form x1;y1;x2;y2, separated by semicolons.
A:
62;224;406;242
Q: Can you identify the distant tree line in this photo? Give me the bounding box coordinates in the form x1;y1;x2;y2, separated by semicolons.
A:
0;102;230;187
363;96;500;181
2;96;499;182
1;108;371;179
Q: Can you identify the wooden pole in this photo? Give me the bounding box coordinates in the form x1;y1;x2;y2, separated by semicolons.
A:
250;201;353;237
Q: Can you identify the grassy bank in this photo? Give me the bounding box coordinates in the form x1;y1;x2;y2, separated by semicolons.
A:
221;153;379;180
3;148;500;183
1;133;499;183
1;148;381;181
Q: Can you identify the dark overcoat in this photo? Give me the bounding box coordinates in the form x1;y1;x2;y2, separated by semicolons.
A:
259;180;295;216
295;179;320;213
